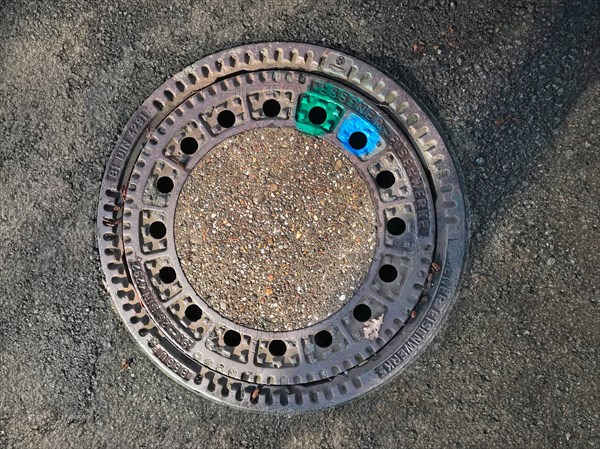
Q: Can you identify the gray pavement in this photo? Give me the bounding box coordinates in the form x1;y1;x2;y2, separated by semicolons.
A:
0;0;599;447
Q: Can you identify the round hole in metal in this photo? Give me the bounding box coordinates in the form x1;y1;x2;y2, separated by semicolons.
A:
180;137;199;155
263;99;281;118
314;330;333;348
223;330;242;347
268;340;287;356
156;176;174;193
308;106;327;125
376;171;395;189
149;221;167;239
217;110;236;128
349;131;368;150
386;217;406;236
159;266;177;283
185;304;202;322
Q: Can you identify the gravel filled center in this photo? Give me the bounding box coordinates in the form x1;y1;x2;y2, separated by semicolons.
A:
175;127;377;331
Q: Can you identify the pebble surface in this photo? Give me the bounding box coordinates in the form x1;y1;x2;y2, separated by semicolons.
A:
175;127;377;331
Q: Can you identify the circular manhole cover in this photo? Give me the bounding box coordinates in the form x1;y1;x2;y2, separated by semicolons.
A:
97;42;468;411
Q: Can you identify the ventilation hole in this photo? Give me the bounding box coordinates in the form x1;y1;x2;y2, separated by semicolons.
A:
149;221;167;239
268;340;287;356
308;106;327;125
348;131;368;150
159;266;177;283
180;137;198;154
156;176;174;193
379;264;398;283
185;304;202;322
353;304;372;322
223;330;242;347
376;171;395;189
386;217;406;236
262;99;281;117
314;330;333;348
217;110;236;128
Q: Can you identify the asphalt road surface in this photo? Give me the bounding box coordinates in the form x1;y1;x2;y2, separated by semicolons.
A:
0;1;599;448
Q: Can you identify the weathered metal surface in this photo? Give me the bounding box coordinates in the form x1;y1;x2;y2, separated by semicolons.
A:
97;42;468;411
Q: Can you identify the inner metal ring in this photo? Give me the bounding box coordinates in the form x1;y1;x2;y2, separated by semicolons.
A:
97;42;468;411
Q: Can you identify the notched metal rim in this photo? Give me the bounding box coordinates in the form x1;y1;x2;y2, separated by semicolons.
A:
97;42;467;411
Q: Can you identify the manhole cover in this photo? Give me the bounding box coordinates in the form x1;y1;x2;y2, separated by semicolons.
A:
97;42;467;411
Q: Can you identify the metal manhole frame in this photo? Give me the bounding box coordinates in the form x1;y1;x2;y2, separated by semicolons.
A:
97;42;468;411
